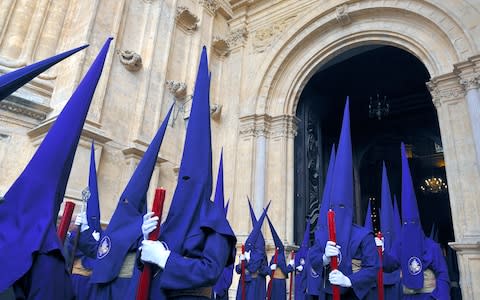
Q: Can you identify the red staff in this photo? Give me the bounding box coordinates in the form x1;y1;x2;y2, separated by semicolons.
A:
241;244;246;300
327;209;340;300
267;247;279;300
376;231;384;300
289;250;295;300
57;201;76;245
136;188;166;300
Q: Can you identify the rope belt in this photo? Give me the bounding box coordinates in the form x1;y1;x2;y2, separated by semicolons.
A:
118;252;136;278
72;258;92;277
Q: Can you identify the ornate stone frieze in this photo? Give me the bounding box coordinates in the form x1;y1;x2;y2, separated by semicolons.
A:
270;115;298;139
212;36;230;57
0;96;51;121
459;75;480;91
427;77;465;108
252;16;296;53
176;6;199;32
165;80;187;101
117;50;143;72
335;4;351;26
239;114;297;139
227;28;248;49
199;0;219;15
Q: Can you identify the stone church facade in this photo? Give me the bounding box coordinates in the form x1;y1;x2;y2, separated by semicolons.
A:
0;0;479;298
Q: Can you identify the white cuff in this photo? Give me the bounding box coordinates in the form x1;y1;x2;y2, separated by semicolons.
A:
157;250;171;269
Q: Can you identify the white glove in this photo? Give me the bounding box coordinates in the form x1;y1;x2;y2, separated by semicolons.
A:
142;212;159;240
140;240;171;268
296;265;304;272
375;237;384;252
270;264;277;271
323;241;340;266
92;230;100;241
239;254;246;261
75;212;89;232
289;259;295;267
245;250;251;261
329;269;351;287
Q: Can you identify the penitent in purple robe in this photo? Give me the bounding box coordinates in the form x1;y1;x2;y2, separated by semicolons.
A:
310;225;380;300
235;249;270;300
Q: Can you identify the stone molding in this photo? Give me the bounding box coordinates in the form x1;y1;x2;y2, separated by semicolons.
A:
335;4;351;26
117;50;143;72
239;114;298;139
427;73;466;108
165;80;187;101
0;97;51;121
459;75;480;91
176;6;199;32
122;145;167;165
199;0;219;15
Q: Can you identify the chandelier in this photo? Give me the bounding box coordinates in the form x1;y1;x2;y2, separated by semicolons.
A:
368;93;389;120
420;176;447;194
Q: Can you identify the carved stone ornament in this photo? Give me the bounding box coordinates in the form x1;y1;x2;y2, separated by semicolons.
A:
118;50;143;72
460;75;480;91
199;0;219;15
227;28;248;49
166;80;187;101
176;6;199;32
336;4;351;26
212;37;230;57
426;81;465;107
253;16;296;53
210;103;222;120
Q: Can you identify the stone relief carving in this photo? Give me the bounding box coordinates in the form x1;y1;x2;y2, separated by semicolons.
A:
165;80;187;101
210;104;222;120
176;6;199;32
227;28;248;49
253;16;296;53
336;4;351;25
427;81;465;108
117;50;143;72
212;37;230;57
199;0;219;15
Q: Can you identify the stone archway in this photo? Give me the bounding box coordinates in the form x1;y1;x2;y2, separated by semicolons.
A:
238;1;480;298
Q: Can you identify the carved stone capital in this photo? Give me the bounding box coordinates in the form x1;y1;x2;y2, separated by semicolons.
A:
199;0;219;15
335;4;351;26
427;75;465;107
166;80;187;101
227;28;248;49
270;115;299;139
117;50;142;72
238;114;272;138
176;6;199;32
212;36;230;57
459;75;480;91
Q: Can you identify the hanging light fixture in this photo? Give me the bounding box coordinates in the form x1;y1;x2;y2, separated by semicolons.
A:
420;176;447;194
369;93;389;120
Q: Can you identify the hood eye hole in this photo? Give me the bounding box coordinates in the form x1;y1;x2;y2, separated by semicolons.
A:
123;199;129;204
339;204;345;208
182;176;190;181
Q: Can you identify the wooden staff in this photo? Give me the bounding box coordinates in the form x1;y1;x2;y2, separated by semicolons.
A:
68;187;90;273
136;188;166;300
57;201;75;244
267;247;279;300
327;209;340;300
376;231;384;300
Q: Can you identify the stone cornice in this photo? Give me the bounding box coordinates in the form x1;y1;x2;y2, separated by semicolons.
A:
0;94;52;121
427;72;466;108
122;143;167;165
449;241;480;254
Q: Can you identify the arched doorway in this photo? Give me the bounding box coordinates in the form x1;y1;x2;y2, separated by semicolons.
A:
293;45;460;297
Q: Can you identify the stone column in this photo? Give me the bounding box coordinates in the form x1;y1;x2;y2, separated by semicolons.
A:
254;131;267;216
427;71;480;300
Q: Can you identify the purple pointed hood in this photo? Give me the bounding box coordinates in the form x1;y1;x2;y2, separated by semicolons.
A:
364;200;373;231
400;142;425;289
314;144;336;240
295;219;311;267
380;162;395;252
0;38;112;291
0;44;88;101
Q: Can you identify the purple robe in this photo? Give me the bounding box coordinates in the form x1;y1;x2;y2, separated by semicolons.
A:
212;263;234;299
267;253;294;300
13;252;74;300
402;238;450;300
235;250;270;300
310;225;380;300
